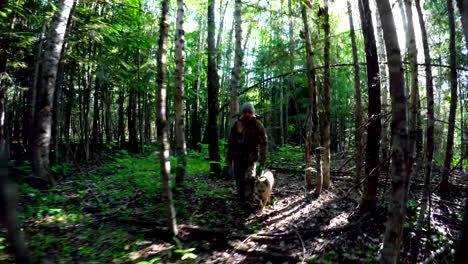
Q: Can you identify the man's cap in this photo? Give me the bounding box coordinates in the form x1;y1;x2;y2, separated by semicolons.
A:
241;102;255;115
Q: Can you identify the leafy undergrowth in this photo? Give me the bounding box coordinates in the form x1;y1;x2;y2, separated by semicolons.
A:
0;145;466;263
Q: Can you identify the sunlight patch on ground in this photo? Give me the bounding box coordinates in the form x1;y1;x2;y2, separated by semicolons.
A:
323;211;350;230
264;191;338;233
37;210;88;226
127;241;174;261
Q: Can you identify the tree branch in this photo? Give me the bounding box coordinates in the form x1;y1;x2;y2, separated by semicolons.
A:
219;62;467;114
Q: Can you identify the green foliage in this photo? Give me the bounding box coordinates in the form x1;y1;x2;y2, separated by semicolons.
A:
137;256;161;264
174;248;197;261
14;149;230;262
270;145;304;170
50;162;71;176
172;237;198;261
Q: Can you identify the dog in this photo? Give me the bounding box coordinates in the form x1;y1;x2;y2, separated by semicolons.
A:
254;170;274;212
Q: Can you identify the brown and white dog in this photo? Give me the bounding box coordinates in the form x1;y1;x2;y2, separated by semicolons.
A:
254;170;274;212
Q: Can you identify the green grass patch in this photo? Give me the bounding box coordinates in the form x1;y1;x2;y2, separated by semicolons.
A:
13;149;220;262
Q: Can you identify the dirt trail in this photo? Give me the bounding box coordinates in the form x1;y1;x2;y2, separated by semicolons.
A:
197;168;467;264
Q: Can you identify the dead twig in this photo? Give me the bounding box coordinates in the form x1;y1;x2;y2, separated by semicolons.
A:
234;245;301;263
422;242;453;264
345;157;389;195
337;157;353;172
293;226;307;264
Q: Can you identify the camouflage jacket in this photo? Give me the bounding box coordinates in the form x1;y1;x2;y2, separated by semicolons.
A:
227;117;267;163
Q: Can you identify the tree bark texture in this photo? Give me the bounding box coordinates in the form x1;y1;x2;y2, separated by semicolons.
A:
440;0;459;196
455;191;468;263
301;5;322;195
32;0;74;184
412;0;435;259
376;0;410;263
118;87;125;148
175;0;187;186
322;0;331;189
358;0;382;212
229;0;243;126
404;0;421;190
375;3;390;173
348;1;363;183
458;0;468;51
156;0;178;236
207;0;221;176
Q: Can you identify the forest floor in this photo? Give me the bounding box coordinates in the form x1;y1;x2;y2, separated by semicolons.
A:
1;146;466;263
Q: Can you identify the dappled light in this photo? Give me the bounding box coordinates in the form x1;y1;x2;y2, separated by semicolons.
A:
0;0;467;263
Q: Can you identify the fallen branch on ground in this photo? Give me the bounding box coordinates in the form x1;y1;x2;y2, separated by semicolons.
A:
234;245;301;262
251;221;360;241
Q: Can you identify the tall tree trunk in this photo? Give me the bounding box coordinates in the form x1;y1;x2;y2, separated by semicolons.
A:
104;85;111;145
51;64;64;163
229;0;243;126
376;0;410;262
51;3;74;163
358;0;382;213
118;87;125;148
458;0;468;51
348;1;363;182
63;62;75;161
287;0;294;145
137;50;145;149
440;0;459;196
412;0;435;260
457;0;468;170
28;23;47;157
157;0;177;236
455;192;468;263
174;0;187;186
190;18;204;150
32;0;73;184
322;0;331;189
397;0;409;55
405;0;421;188
460;84;465;171
376;4;390;173
0;0;9;75
83;58;92;161
220;21;233;101
0;1;14;159
128;86;138;153
12;92;21;143
92;70;100;152
145;84;151;144
301;5;322;195
207;0;221;176
215;0;228;65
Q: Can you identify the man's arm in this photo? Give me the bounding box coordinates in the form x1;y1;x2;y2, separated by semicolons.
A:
227;122;237;161
258;121;268;166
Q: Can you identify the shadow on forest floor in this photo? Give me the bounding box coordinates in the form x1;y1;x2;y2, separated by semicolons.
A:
0;148;466;263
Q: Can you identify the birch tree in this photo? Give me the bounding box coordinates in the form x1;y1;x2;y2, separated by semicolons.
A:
228;0;243;126
156;0;177;236
32;0;74;184
175;0;187;186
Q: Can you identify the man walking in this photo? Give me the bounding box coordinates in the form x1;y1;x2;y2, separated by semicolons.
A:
227;102;268;211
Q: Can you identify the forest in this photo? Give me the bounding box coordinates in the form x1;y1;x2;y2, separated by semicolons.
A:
0;0;467;263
